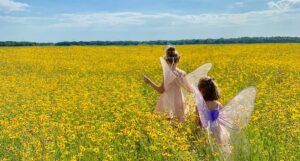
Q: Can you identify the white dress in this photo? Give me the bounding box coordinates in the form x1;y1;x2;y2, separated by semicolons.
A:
155;57;191;121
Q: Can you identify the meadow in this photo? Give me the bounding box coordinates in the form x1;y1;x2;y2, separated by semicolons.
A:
0;44;299;160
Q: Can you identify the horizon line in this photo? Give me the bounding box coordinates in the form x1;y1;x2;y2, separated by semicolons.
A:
1;36;300;44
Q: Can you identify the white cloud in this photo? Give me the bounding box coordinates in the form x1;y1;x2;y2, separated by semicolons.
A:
49;8;297;29
47;0;300;28
0;15;54;23
268;0;300;10
1;1;300;31
1;9;298;29
1;1;300;41
54;12;150;27
230;1;245;8
0;0;29;12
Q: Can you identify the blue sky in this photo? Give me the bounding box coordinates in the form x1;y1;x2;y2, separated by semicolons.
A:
0;0;300;42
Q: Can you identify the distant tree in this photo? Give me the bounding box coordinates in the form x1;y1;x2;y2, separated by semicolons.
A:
1;37;300;46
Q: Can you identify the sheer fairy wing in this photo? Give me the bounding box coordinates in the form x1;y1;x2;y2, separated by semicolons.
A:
160;57;176;90
228;129;251;160
219;87;257;130
192;85;210;128
182;63;212;115
209;123;250;160
186;63;212;86
207;123;232;160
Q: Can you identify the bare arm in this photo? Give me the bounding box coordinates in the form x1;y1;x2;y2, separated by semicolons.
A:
144;75;165;94
181;76;194;93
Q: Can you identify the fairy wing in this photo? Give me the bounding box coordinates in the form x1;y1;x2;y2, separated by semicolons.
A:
160;57;176;90
192;85;210;128
219;87;257;130
186;63;212;86
208;123;251;160
182;63;212;114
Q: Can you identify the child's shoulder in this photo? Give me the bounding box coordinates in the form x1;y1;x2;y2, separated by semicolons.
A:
206;101;223;110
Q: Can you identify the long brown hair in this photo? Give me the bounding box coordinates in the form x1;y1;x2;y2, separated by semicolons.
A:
198;77;221;101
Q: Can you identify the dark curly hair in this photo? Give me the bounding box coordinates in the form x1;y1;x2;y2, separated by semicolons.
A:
198;77;221;101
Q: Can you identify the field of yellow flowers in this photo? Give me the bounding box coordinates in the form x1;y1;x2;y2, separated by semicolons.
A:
0;44;299;160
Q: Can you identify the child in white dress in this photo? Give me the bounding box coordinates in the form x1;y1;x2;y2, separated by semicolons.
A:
144;46;191;121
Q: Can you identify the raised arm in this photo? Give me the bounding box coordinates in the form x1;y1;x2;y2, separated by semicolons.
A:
144;75;165;94
180;75;194;93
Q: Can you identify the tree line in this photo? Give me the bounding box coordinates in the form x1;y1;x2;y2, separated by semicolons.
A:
1;37;300;46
